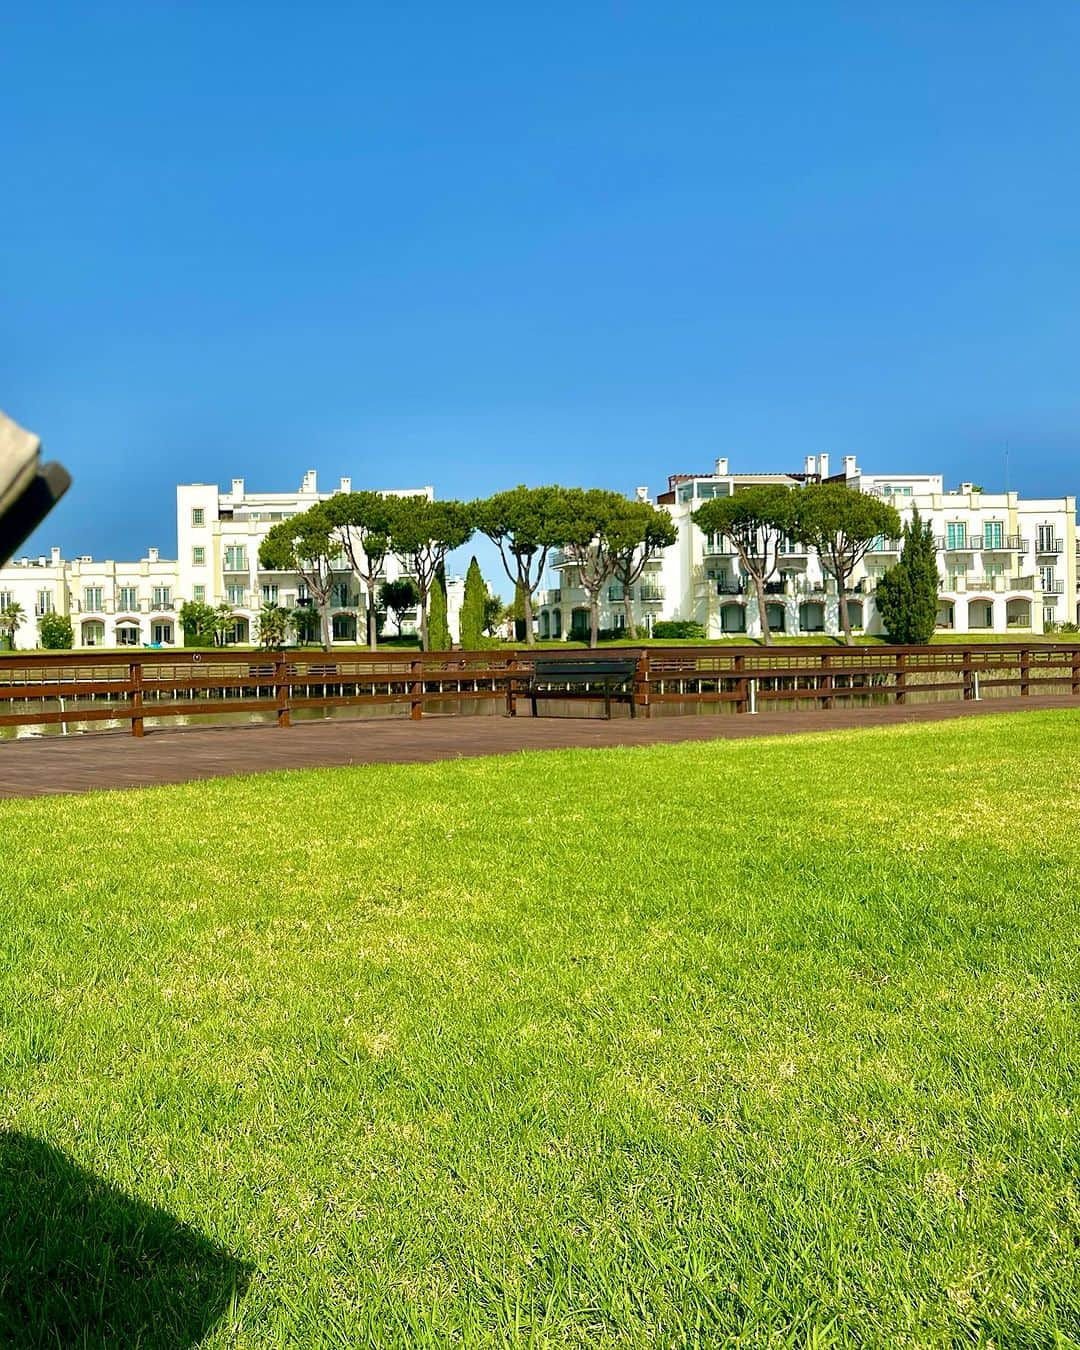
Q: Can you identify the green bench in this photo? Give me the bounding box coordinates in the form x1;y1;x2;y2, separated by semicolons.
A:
522;656;639;719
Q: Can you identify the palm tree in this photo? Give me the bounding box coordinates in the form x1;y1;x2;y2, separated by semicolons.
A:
256;602;290;650
0;601;25;650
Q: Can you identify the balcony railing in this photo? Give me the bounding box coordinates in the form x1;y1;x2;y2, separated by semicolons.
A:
986;534;1026;552
867;539;902;553
1009;576;1037;591
639;588;665;603
1035;537;1064;554
1041;580;1066;595
937;534;1027;552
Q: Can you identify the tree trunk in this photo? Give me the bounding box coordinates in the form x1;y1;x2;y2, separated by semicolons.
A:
366;589;378;651
753;574;772;645
838;578;853;645
319;604;331;651
522;582;535;646
419;587;429;651
623;587;636;640
589;594;599;648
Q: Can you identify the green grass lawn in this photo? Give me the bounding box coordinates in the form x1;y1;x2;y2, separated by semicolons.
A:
2;715;1080;1345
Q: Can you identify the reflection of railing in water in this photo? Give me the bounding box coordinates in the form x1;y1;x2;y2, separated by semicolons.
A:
1;643;1080;736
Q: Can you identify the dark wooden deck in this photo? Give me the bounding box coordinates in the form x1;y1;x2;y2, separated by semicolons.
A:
0;696;1076;800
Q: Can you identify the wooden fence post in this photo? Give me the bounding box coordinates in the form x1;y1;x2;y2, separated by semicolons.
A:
895;651;907;706
275;652;291;728
410;658;424;720
734;652;747;714
129;659;144;737
1072;648;1080;697
962;648;974;701
1020;647;1031;697
820;652;834;710
634;650;651;718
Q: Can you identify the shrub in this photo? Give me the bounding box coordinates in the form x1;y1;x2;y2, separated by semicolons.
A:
38;613;74;649
653;620;706;640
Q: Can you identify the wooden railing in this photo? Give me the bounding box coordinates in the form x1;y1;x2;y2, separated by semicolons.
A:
0;643;1078;737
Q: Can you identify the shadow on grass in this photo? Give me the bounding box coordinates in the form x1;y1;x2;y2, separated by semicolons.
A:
0;1131;251;1347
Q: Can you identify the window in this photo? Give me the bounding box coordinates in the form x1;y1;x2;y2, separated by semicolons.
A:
118;586;138;612
191;508;205;527
36;590;54;616
224;545;247;571
1039;566;1056;592
152;586;171;609
81;620;105;647
192;546;206;566
1044;606;1058;626
332;581;351;607
297;583;309;601
945;522;966;550
226;584;246;605
0;590;12;610
193;584;206;603
83;586;104;611
984;521;1004;549
1037;524;1058;552
116;625;140;646
262;584;279;604
152;622;173;645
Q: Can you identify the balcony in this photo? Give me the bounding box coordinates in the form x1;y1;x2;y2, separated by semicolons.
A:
982;534;1026;552
639;587;664;603
1041;580;1066;595
1009;576;1037;591
715;580;744;595
1035;537;1064;554
702;539;736;557
867;539;902;554
936;536;977;552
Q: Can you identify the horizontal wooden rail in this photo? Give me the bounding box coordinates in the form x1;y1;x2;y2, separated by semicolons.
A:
1;643;1079;736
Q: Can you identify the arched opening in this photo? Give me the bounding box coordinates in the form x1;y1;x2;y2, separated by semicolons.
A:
1006;598;1031;629
229;616;250;644
570;608;590;641
968;599;993;630
539;610;550;639
115;621;140;647
720;604;745;633
331;613;356;642
552;609;562;640
799;602;825;632
765;603;786;633
936;601;955;629
846;601;863;630
81;620;105;647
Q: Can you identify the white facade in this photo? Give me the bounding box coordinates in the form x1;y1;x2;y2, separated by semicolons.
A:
537;455;1079;639
0;471;464;649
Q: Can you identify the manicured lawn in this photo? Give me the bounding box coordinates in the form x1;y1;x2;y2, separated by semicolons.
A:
2;713;1079;1345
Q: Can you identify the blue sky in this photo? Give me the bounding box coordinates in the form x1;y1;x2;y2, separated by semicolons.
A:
5;3;1080;594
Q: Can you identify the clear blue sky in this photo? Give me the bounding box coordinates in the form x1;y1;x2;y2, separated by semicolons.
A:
5;3;1080;593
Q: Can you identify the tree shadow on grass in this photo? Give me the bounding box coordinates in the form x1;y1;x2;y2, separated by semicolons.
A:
0;1131;251;1347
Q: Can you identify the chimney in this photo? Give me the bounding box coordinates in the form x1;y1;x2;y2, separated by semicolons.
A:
231;477;244;499
715;457;729;476
819;453;830;479
50;546;61;565
339;476;352;494
843;455;858;478
301;469;318;494
147;547;159;562
635;486;650;502
804;454;817;476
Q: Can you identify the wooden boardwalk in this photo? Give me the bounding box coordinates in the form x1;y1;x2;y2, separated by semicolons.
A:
0;695;1076;800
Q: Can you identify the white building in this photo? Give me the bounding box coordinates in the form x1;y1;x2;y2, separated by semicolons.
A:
537;455;1078;639
0;471;464;649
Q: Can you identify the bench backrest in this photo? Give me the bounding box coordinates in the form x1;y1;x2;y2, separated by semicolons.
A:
533;658;637;681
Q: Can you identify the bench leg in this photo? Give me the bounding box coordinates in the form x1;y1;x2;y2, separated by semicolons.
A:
629;684;637;718
604;684;612;719
531;690;538;719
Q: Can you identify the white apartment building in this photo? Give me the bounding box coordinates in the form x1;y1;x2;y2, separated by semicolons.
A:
0;471;464;649
537;454;1078;639
176;471;452;644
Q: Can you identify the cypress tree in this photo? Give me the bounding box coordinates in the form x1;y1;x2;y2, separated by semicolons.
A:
459;556;486;650
428;576;452;651
875;505;940;644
